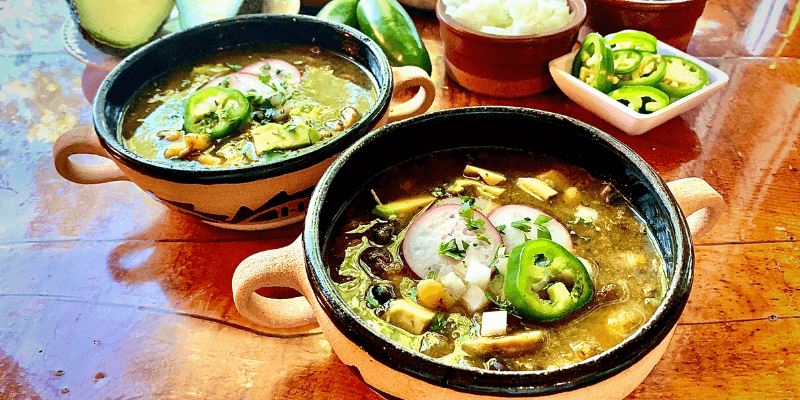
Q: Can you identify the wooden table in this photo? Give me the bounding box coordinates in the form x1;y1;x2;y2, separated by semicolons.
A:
0;0;798;398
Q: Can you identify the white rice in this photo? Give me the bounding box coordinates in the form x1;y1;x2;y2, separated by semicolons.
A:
443;0;573;36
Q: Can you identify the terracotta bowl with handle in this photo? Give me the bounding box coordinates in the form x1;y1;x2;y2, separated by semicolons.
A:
231;107;725;398
585;0;709;51
52;14;435;230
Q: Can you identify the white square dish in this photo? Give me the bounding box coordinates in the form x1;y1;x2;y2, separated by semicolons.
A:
548;37;729;135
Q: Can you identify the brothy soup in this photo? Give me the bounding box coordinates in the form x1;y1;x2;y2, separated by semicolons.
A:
325;149;667;371
122;46;376;168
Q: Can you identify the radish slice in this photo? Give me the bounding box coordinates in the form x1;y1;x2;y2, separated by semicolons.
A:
240;59;302;84
402;205;502;279
488;205;573;252
203;72;275;97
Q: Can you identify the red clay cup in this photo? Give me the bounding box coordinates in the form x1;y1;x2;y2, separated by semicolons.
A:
585;0;708;51
437;0;587;98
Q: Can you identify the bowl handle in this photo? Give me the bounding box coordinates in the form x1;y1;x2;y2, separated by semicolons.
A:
667;178;725;239
53;125;128;184
387;66;436;123
232;236;318;333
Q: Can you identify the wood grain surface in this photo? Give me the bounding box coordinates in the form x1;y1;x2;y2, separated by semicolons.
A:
0;0;798;399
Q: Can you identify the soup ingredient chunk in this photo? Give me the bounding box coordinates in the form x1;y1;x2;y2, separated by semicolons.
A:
461;331;545;357
373;195;436;220
183;87;251;139
504;239;593;321
382;298;436;335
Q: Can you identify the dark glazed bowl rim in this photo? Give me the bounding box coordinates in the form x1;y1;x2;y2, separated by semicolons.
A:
436;0;587;43
92;14;393;184
303;107;693;396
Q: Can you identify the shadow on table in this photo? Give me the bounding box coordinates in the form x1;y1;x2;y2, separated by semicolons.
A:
273;353;383;400
104;217;305;334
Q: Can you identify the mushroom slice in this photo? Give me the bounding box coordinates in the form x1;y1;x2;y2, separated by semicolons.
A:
461;331;545;357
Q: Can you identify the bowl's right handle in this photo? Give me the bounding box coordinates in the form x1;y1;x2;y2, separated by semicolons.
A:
53;125;128;184
666;178;725;238
231;236;319;333
387;66;436;123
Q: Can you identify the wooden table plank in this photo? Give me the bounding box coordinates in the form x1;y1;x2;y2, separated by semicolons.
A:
1;0;799;399
1;297;797;399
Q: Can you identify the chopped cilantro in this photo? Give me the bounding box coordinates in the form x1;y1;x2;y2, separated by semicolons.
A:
485;292;518;315
431;187;446;198
459;197;485;231
438;238;468;260
428;313;448;333
511;219;532;232
496;224;506;234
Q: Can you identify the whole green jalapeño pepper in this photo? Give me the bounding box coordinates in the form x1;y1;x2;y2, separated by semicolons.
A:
657;55;709;98
357;0;432;74
608;85;670;114
504;239;594;322
616;53;666;87
317;0;360;28
571;33;615;93
183;87;251;139
607;30;658;53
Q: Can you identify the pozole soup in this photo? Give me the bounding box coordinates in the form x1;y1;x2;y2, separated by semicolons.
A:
325;149;667;371
122;46;376;168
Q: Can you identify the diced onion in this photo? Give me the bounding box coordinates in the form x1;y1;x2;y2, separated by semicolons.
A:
443;0;573;37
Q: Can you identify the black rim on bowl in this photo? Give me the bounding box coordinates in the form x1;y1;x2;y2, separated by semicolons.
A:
304;107;693;396
93;14;393;184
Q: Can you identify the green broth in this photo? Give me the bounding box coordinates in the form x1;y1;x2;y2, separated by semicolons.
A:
122;46;376;168
325;149;667;371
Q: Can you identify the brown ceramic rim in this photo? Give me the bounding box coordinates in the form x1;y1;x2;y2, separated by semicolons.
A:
92;14;393;185
436;0;587;43
303;107;693;396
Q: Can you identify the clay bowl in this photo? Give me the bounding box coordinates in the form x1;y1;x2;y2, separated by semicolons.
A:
436;0;586;98
232;107;725;399
585;0;709;51
53;14;435;230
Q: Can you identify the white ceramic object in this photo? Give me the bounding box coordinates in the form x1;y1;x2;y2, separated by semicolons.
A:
549;38;729;135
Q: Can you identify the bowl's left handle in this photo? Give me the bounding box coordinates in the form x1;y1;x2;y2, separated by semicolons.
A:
387;66;436;123
232;236;319;334
667;178;725;239
53;125;129;184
